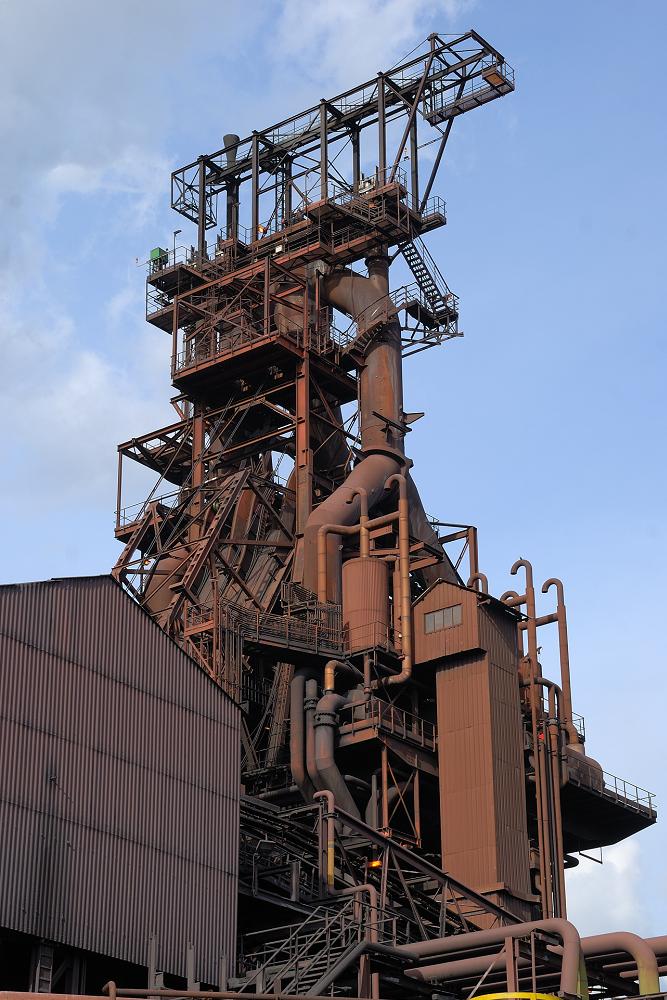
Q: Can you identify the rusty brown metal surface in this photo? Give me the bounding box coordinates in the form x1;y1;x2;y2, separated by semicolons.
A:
342;557;389;653
0;576;240;985
1;31;660;1000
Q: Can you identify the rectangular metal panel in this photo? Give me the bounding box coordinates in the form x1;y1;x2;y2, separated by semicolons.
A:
435;597;533;920
413;580;478;664
0;576;240;985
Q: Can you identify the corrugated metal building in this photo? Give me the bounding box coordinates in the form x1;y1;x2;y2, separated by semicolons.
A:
0;576;240;986
413;580;533;922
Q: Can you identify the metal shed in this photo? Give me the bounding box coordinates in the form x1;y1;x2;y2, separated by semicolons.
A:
0;575;240;986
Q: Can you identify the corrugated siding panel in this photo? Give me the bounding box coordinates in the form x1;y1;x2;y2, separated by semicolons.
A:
436;598;533;916
479;607;532;899
0;576;240;985
414;582;478;664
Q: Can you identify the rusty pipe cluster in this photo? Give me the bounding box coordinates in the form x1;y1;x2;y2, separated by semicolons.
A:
302;253;406;598
290;660;362;819
315;471;412;683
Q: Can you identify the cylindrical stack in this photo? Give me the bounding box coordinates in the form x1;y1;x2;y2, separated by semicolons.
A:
342;557;390;652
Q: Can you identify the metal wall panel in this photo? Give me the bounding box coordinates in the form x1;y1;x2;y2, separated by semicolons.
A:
413;580;478;664
0;576;240;985
434;589;533;921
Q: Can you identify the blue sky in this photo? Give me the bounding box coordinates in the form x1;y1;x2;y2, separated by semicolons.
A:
1;0;665;937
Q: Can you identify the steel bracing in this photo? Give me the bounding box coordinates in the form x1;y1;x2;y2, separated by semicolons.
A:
109;31;659;1000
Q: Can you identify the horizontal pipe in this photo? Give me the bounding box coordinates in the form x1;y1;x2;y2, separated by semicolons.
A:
397;918;581;997
581;933;660;996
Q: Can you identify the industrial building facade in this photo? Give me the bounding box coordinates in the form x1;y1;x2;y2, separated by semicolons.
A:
0;576;239;991
0;29;664;1000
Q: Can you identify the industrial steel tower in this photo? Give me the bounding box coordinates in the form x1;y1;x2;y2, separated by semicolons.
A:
111;33;658;997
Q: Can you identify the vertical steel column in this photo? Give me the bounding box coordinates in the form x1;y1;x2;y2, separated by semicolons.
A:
251;132;260;240
377;74;386;177
171;293;179;380
295;357;312;536
197;157;207;256
282;157;293;225
505;937;519;993
381;745;389;830
467;526;479;580
410;119;419;207
351;127;361;193
414;770;421;845
263;258;270;336
226;182;239;239
115;452;123;532
190;406;205;544
320;101;328;200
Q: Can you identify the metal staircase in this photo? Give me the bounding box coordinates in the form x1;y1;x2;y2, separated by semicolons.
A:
240;899;359;995
401;237;457;328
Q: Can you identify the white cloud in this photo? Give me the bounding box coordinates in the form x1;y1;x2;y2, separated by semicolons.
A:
567;840;646;936
272;0;476;93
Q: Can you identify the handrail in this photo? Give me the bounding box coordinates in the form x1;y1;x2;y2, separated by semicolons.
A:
338;696;436;751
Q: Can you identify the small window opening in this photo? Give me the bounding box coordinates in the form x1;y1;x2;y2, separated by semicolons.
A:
424;603;462;634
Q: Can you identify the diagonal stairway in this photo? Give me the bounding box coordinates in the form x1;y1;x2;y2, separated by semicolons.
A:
401;238;458;329
240;899;359;995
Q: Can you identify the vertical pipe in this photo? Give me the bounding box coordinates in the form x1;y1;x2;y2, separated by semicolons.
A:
305;678;321;792
547;685;567;916
543;578;579;747
512;558;552;917
384;474;412;685
349;487;369;557
314;790;336;890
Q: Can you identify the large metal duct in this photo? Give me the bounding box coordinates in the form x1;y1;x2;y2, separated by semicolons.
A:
302;255;404;598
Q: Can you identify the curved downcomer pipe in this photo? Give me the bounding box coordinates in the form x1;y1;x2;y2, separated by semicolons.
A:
302;255;405;598
398;918;581;998
289;671;315;802
314;691;361;819
305;677;323;792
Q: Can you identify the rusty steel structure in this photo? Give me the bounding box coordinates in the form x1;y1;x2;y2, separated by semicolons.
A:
3;28;659;1000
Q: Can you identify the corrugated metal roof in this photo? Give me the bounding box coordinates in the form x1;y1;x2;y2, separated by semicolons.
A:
0;575;240;984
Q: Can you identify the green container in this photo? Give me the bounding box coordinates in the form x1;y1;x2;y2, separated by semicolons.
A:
150;246;168;261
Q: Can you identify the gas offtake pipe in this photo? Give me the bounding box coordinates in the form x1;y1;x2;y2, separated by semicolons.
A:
289;672;315;802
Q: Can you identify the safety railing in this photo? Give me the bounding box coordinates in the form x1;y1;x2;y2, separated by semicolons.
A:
422;57;515;122
115;489;182;531
240;895;415;990
218;598;344;655
344;618;395;652
338;696;437;752
567;754;656;817
571;711;585;740
143;225;252;275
